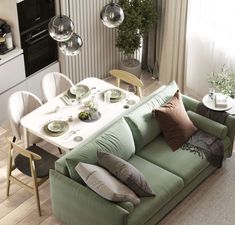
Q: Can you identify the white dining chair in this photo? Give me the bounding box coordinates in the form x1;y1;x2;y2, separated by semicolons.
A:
41;72;74;102
8;91;43;145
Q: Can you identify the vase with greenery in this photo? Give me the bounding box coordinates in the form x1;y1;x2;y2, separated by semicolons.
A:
208;65;235;97
116;0;157;75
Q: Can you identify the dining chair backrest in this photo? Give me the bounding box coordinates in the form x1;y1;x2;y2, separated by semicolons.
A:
8;91;42;143
6;138;51;216
41;72;74;102
8;138;41;160
109;69;144;99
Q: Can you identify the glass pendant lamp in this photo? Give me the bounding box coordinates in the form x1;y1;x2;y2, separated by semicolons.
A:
48;0;74;42
59;33;83;56
100;1;124;28
49;0;83;56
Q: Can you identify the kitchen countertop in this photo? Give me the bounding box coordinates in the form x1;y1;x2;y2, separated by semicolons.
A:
0;48;23;66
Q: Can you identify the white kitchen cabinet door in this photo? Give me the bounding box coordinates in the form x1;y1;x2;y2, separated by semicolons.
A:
0;81;27;124
0;54;25;94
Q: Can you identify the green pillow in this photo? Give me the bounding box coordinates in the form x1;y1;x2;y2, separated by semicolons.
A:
125;81;179;150
65;158;85;184
95;118;135;160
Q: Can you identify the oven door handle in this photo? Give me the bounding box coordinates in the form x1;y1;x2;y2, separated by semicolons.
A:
31;29;47;39
26;33;50;45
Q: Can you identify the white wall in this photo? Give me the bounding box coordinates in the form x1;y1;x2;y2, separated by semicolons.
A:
0;0;21;48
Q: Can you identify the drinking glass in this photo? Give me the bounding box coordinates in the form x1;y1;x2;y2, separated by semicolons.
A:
126;85;136;104
76;87;82;104
209;87;215;100
127;85;136;94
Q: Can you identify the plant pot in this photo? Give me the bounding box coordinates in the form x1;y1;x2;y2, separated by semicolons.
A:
119;58;141;78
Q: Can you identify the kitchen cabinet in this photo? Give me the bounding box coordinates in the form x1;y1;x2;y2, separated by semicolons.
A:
0;48;25;94
0;61;60;123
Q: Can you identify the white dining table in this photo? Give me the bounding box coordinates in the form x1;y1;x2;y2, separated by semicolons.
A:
21;77;140;151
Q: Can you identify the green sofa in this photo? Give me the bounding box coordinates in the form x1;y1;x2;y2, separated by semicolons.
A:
50;81;235;225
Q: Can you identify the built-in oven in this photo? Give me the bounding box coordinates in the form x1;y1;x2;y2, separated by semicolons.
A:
21;21;58;77
17;0;55;33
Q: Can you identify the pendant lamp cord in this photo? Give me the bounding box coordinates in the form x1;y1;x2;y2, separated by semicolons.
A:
68;0;71;18
59;0;62;18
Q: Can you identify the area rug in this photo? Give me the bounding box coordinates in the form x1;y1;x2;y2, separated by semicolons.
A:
159;155;235;225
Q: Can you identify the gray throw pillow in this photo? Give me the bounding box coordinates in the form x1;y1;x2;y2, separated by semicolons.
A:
97;151;155;197
75;162;140;206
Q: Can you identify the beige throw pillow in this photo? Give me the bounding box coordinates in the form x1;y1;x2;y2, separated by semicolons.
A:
75;162;140;206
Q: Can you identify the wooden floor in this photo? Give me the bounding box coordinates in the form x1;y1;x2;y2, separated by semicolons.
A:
0;72;160;225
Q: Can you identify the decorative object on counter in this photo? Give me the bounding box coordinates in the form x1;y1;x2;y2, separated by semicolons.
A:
100;1;124;28
48;0;83;56
4;24;13;50
208;65;235;97
0;18;14;54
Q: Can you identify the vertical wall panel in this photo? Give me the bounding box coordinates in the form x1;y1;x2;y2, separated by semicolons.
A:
60;0;141;83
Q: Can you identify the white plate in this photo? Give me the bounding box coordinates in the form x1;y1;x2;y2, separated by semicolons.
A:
202;94;234;111
69;84;90;96
47;120;68;133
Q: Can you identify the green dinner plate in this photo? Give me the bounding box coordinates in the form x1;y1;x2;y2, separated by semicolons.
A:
68;84;90;99
104;89;126;103
44;120;69;137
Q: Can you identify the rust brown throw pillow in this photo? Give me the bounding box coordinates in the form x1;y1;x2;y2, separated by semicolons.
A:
152;90;198;151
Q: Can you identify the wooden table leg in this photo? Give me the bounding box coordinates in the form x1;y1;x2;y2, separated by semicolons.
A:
23;127;29;148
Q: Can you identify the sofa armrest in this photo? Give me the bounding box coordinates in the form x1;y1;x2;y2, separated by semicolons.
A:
224;115;235;157
187;111;228;139
182;94;200;112
50;170;129;225
182;95;235;157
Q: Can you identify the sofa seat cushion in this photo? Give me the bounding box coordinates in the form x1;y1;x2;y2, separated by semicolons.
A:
127;155;184;225
137;135;211;185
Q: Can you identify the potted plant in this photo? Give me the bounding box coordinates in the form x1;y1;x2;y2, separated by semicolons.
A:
208;65;235;97
116;0;157;78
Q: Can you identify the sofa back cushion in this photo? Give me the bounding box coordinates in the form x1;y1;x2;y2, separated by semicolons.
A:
125;81;179;151
55;118;135;182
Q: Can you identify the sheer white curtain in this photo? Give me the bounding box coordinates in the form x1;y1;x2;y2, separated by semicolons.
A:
186;0;235;99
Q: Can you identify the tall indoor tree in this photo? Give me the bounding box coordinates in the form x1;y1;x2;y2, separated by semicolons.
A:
116;0;157;77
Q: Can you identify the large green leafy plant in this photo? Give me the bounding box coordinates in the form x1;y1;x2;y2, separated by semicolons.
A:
116;0;157;57
208;66;235;96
